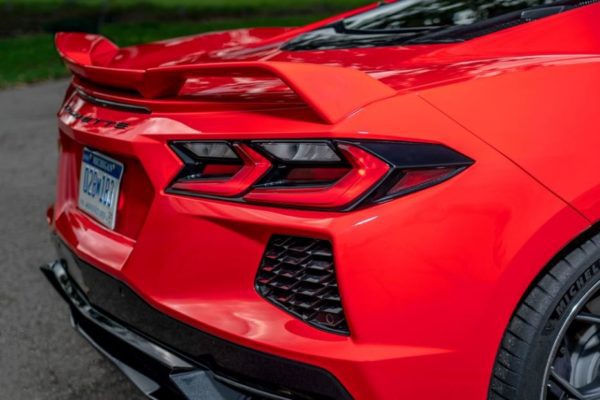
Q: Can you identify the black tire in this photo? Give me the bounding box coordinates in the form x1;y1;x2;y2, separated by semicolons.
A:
489;232;600;400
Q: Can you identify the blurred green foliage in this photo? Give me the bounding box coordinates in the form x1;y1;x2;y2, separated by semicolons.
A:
6;0;366;9
0;0;371;88
1;0;370;36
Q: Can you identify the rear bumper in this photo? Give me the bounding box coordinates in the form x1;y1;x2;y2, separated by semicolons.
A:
41;243;351;400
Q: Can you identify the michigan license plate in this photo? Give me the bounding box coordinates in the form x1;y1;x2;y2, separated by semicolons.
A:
78;148;124;230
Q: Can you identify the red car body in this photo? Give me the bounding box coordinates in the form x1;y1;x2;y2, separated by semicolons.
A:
44;1;600;399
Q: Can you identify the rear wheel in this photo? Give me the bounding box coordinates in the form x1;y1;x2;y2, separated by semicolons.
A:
489;233;600;400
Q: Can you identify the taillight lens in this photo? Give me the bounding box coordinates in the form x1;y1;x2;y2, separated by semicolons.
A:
168;140;473;210
258;142;341;163
170;142;270;197
386;168;457;196
245;144;389;208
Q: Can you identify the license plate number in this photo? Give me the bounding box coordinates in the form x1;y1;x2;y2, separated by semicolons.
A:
78;148;124;230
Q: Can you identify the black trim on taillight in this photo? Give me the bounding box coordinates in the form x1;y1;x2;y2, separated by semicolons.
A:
356;141;473;169
170;141;244;183
76;89;152;114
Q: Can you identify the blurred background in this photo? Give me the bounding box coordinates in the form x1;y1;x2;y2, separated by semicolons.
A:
0;0;372;89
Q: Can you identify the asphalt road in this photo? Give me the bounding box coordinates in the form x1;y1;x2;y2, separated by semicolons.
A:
0;80;144;400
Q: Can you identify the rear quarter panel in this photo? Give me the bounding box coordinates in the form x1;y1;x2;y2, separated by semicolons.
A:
421;56;600;223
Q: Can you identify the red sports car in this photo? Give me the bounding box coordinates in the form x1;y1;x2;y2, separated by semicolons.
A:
42;1;600;399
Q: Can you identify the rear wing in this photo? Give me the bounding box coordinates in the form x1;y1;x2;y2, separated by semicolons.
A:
55;32;397;124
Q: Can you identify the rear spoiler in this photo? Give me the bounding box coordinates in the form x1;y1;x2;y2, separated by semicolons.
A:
55;32;397;124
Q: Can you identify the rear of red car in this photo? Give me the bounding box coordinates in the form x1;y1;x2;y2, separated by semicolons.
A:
42;2;600;399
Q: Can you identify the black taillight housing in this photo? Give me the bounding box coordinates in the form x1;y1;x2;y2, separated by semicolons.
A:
168;140;473;210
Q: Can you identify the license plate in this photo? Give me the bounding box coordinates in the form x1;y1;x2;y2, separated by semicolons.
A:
78;148;124;230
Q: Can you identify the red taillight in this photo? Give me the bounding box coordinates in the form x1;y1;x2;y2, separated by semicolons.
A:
244;144;389;208
201;164;243;178
285;167;349;183
168;140;473;210
170;144;270;197
386;168;458;197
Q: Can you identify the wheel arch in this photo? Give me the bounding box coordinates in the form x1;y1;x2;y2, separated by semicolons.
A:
486;218;600;397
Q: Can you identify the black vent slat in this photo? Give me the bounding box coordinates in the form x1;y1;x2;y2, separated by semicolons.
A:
268;279;300;291
290;297;322;309
274;293;295;303
256;235;349;335
303;273;333;285
275;269;302;279
319;305;344;314
321;293;341;302
257;277;275;286
287;240;317;253
280;254;309;266
293;284;329;297
261;264;277;273
309;245;333;258
305;259;333;271
272;236;292;247
265;249;285;260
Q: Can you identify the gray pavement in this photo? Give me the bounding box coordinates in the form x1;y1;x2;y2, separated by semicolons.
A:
0;80;143;400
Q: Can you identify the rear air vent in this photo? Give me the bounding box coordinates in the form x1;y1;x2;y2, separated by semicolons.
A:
256;235;349;335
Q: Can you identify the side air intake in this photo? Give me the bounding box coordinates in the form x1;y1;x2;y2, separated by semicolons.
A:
256;235;348;335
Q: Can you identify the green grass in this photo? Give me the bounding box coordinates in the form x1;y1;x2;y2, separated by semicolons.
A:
0;35;66;88
0;16;326;88
2;1;370;37
0;0;372;88
6;0;367;12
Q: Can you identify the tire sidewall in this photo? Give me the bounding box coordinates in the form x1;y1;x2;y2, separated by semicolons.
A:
519;250;600;400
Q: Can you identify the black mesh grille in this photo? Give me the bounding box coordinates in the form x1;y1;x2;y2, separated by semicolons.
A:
256;235;349;335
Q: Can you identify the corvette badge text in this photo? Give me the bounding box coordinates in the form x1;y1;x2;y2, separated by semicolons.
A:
64;104;129;129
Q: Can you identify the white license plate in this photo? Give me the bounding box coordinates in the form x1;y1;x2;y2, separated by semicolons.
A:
78;148;124;230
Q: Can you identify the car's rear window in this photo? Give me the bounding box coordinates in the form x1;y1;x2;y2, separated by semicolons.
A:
345;0;568;31
284;0;594;50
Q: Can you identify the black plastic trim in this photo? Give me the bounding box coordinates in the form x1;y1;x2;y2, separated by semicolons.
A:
77;89;152;114
354;141;473;169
